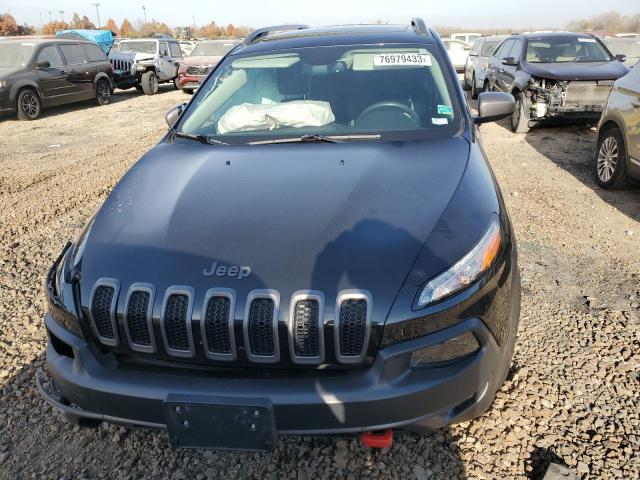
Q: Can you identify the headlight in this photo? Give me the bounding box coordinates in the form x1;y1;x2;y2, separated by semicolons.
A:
47;245;85;339
417;217;501;308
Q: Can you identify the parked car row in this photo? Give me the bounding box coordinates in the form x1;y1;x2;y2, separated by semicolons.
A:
0;36;243;120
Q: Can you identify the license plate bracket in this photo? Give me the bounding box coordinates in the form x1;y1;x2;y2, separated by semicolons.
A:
164;395;277;451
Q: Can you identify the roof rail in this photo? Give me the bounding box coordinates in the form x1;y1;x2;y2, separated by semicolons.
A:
242;24;309;45
410;18;429;35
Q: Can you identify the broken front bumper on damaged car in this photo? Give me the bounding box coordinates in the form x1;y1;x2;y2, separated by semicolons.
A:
524;78;614;123
38;241;520;449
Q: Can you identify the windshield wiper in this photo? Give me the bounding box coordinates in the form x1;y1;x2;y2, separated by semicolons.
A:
173;131;228;145
248;133;381;145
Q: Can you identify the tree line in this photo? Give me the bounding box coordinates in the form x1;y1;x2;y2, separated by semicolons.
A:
39;15;250;39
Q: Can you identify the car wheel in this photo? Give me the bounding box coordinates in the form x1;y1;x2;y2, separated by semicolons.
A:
510;93;530;134
471;73;479;100
182;88;194;95
95;79;111;106
17;89;41;121
141;71;159;95
173;77;180;90
595;127;628;189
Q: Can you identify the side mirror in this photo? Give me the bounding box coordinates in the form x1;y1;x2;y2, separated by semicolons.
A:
501;57;518;67
36;61;51;69
615;54;627;63
165;102;187;128
475;92;515;124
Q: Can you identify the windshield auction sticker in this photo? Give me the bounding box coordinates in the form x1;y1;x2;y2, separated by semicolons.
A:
374;53;432;66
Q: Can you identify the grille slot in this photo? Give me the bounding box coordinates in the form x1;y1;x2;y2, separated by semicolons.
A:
288;291;324;364
335;291;372;364
201;289;236;361
123;283;155;353
128;292;151;344
293;300;320;356
160;287;194;357
89;279;119;346
243;290;280;363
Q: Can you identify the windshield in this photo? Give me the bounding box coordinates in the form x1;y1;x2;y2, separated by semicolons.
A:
481;41;500;57
0;42;36;68
177;45;461;144
117;41;157;54
191;42;237;57
526;36;612;63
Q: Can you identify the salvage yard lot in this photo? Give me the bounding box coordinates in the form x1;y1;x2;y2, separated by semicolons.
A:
0;87;638;479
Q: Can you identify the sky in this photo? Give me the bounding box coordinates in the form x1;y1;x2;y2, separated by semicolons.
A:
1;0;639;31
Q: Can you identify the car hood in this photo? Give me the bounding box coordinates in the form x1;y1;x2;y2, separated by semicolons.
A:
523;61;629;81
109;51;155;63
181;55;223;66
79;138;469;322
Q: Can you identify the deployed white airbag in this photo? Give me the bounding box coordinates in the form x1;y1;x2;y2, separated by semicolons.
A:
217;101;335;134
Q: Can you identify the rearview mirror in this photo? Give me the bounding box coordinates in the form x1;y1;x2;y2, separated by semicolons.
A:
165;102;187;128
475;92;515;124
615;54;627;63
36;61;51;69
501;57;518;67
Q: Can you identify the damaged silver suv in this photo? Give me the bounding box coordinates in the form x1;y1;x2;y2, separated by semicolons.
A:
485;32;629;133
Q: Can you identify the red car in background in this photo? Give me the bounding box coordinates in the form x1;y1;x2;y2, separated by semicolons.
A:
177;39;240;94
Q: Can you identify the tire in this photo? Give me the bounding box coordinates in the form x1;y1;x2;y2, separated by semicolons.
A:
173;77;180;90
595;127;628;189
471;73;479;100
95;79;111;106
134;84;143;92
182;88;194;95
140;71;159;95
16;88;41;120
510;92;530;134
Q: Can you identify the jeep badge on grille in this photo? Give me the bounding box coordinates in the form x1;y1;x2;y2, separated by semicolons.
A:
203;261;251;279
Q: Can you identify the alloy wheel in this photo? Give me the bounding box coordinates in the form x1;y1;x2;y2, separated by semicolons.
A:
97;82;110;104
597;136;618;183
21;93;38;119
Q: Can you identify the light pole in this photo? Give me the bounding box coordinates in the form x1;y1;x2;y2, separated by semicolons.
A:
141;5;147;24
48;11;53;23
58;10;65;23
92;2;101;28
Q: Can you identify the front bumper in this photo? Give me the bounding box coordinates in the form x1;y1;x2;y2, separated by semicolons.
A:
42;298;516;436
178;73;204;90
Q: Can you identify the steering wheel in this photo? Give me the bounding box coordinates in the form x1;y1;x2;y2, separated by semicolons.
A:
355;101;420;128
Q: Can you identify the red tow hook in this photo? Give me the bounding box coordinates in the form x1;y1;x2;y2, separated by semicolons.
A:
360;429;393;448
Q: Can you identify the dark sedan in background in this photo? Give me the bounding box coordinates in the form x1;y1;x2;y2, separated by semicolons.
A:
177;39;240;94
0;39;114;120
485;32;629;133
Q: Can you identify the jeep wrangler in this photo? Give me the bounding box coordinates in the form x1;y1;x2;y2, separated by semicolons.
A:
108;37;182;95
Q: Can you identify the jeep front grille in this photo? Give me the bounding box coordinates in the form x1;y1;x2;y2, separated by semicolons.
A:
89;282;372;365
110;58;132;72
89;279;119;346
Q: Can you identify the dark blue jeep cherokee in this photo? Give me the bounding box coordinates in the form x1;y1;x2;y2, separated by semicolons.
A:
39;19;520;450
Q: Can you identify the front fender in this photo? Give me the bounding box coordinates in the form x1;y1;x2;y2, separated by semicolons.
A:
93;72;113;89
9;79;42;105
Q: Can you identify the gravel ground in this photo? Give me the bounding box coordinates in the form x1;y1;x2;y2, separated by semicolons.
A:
0;88;638;480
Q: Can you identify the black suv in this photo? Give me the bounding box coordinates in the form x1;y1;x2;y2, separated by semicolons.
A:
485;32;629;133
0;38;113;120
39;20;521;451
